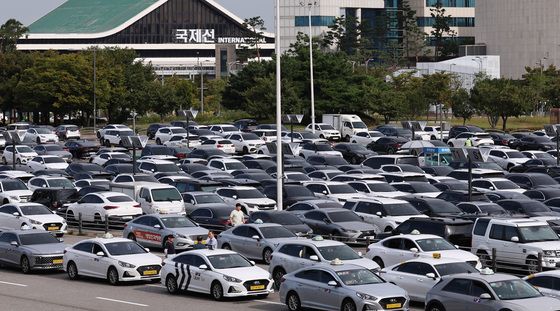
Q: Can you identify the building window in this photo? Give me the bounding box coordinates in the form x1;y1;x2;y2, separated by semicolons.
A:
417;17;475;27
425;36;475;46
426;0;475;7
294;16;336;27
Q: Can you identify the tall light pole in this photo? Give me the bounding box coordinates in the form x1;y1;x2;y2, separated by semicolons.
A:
301;1;318;133
93;47;97;135
275;0;283;209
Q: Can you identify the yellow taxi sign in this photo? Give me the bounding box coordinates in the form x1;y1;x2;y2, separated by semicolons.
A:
432;253;441;259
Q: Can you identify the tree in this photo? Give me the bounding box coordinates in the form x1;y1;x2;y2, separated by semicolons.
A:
451;88;474;125
430;2;456;61
401;0;427;65
242;16;266;62
422;72;454;119
0;19;28;53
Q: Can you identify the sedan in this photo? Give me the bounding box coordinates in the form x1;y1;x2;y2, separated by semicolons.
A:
0;203;67;237
524;270;560;299
0;230;67;273
332;143;377;164
248;211;312;236
196;139;236;154
299;208;378;241
27;155;69;172
65;192;142;223
33;144;73;162
367;136;409;154
26;127;58;144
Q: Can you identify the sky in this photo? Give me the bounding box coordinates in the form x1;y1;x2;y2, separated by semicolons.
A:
0;0;274;29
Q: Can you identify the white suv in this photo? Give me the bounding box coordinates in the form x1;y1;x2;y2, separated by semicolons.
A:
101;129;134;147
304;123;341;141
154;126;188;145
215;186;276;214
471;218;560;271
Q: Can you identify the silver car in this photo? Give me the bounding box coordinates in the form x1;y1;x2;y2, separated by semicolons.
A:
217;223;297;264
33;144;73;163
279;263;409;311
426;269;560;311
181;191;231;214
0;229;66;273
123;214;208;251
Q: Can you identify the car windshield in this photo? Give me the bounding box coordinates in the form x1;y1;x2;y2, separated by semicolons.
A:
535;152;554;159
107;196;134;203
1;180;28;191
269;213;302;225
319;125;335;130
259;226;295;238
236;189;265;199
20;204;52;215
411;183;440;192
154;164;180;172
16;146;34;153
105;241;147;256
429;200;462;213
352;122;367;129
48;179;74;188
19;233;60;245
325;157;348;165
493;180;519;189
161;216;196;228
241;133;260;140
415;238;456;251
287;173;311;181
222;126;238;132
385;203;420;216
315;144;334;151
505;151;526;159
316;202;342;209
328;211;361;222
208;253;252;269
34;128;52;134
43;157;65;163
532;174;558;186
367;183;397;192
44;145;63;151
490;279;542;300
479;204;507;214
328;184;357;194
285;186;314;197
434;262;478;276
519;225;559;242
195;194;224;204
523;201;552;212
152;188;182;201
172;128;188;134
300;132;320;139
66;126;79;131
318;245;360;260
135;176;158;182
336;269;384;286
225;162;246;170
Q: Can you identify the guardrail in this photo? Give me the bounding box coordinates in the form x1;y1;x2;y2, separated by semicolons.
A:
56;210;130;234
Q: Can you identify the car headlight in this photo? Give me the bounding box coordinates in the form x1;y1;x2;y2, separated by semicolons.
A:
9;196;20;201
356;292;377;301
29;219;41;225
223;275;242;283
543;250;557;257
118;261;136;268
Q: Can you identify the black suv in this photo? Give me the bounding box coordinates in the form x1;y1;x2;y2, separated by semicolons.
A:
377;217;474;247
30;188;80;210
448;125;483;139
146;123;169;139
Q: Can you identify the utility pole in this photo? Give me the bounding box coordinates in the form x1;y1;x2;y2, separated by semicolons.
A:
275;0;283;209
93;47;97;134
301;1;318;133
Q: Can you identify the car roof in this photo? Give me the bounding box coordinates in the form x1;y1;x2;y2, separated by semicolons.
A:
445;272;518;283
346;197;408;204
279;237;344;247
83;237;131;244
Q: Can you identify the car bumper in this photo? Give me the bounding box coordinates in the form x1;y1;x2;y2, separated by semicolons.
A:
222;281;274;297
543;257;560;268
120;266;161;282
359;300;409;311
39;137;57;143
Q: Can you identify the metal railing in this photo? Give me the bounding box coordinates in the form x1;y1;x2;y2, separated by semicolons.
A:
57;211;131;234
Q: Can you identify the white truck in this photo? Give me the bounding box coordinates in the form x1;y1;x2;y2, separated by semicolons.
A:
321;114;368;141
109;182;185;215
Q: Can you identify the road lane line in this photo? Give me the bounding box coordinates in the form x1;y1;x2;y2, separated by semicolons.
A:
146;284;165;288
96;297;148;307
0;281;27;287
255;300;284;305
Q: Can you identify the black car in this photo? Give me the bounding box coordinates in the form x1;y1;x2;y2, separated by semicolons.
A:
161;178;222;193
361;155;419;170
64;140;100;159
399;197;463;217
448;125;483;139
146;123;169;139
243;159;277;171
496;199;560;217
234;172;272;182
233;119;258;132
375;126;413;139
305;155;349;167
377;217;474;247
436;190;490;204
332;143;377;164
33;169;73;179
513;136;556;151
298;208;378;240
488;132;516;146
508;158;558;173
544;198;560;213
248;211;312;235
30;188;80;210
433;181;469;191
104;164;134;177
456;201;508;215
189;206;236;231
506;172;560;189
262;184;316;208
140;145;176;158
367;137;410;154
188;148;228;159
421;166;453;176
65;163;112;179
484;190;531;202
448;161;504;171
524;188;560;202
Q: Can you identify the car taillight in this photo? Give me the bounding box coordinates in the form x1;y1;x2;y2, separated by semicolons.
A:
217;144;223;148
502;140;508;145
133;204;141;208
63;148;69;151
103;205;119;210
395;144;401;148
176;153;186;159
220;219;231;225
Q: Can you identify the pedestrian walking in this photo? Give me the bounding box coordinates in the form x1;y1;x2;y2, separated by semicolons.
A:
193;236;206;249
229;203;245;226
164;236;175;258
206;231;217;250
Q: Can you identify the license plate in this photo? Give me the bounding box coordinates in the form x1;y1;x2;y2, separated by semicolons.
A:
52;259;63;264
250;285;265;291
47;226;59;231
386;303;402;309
143;270;157;276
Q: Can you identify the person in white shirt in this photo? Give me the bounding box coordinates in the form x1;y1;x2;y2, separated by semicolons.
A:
206;231;217;250
229;203;245;226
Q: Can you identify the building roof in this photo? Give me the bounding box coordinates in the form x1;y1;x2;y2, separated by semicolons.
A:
29;0;160;34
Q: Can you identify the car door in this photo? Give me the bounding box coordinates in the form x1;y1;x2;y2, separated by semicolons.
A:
91;243;111;278
388;262;438;301
0;233;20;265
0;205;22;229
133;216;161;247
0;233;13;264
189;208;212;229
488;224;520;265
243;227;262;259
187;254;210;292
292;269;323;309
314;270;343;310
378;238;404;266
71;242;95;276
462;280;498;311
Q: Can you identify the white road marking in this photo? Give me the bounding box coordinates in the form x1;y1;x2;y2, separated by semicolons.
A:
146;284;165;288
0;281;27;287
255;300;284;305
96;297;149;307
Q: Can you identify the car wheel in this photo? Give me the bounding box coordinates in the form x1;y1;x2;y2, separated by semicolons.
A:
526;256;539;273
345;135;350;142
384;226;393;232
243;147;249;155
104;140;111;147
166;275;179;294
156;138;162;145
211;281;224;301
372;257;384;269
16;158;21;165
20;256;31;274
273;267;286;290
67;261;79;280
107;267;119;286
426;301;446;311
341;298;356;311
127;233;136;241
386;148;395;154
66;211;75;222
286;291;301;311
263;248;273;264
221;243;231;250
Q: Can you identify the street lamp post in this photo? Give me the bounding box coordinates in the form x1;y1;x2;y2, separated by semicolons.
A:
93;47;97;135
275;0;283;210
301;1;318;133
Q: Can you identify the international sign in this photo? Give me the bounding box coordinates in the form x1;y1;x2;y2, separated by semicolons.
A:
174;29;266;44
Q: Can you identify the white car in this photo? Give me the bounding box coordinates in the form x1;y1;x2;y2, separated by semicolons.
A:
65;192;142;223
381;258;479;302
303;181;365;203
74;179;111;190
282;131;326;144
55;124;81;140
304;123;341;140
161;249;273;300
251;129;278;142
422;125;449;140
524;270;560;299
298;142;342;159
350;131;385;145
26;155;69;172
90;152;131;166
207;158;248;173
163;134;200;148
154;126;189;145
0;178;33;204
447;132;494;147
209;124;241;137
25;128;58;144
196;139;236;154
365;233;481;269
471;177;525;193
522;150;555;160
2;145;38;164
64;237;162;285
199;134;223;143
215;186;276;214
0;203;67;236
27;176;75;191
224;133;265;154
101;129;135;147
96;124;130;139
347;180;408;198
487;148;529;170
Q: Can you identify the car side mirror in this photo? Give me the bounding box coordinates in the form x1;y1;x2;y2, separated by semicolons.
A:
309;255;319;261
10;241;18;247
199;264;209;270
96;251;105;257
322;190;328;195
479;293;492;300
144;248;150;252
511;236;519;242
154;224;161;229
327;280;338;287
375;212;383;217
249;260;256;266
358;251;363;257
426;273;437;280
251;235;260;240
409;248;419;253
489;186;495;190
232;195;238;200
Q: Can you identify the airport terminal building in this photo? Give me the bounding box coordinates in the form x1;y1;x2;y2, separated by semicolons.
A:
17;0;275;78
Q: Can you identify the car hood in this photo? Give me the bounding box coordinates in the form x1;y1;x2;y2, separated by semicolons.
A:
5;190;33;196
366;191;408;198
191;203;231;209
419;250;479;262
215;266;270;281
45;163;69;169
23;243;67;255
113;253;162;266
285;223;313;234
389;215;428;223
522;241;560;249
336;221;377;232
240;198;276;205
501;296;560;310
172;226;209;237
342;257;380;270
26;214;65;223
349;282;407;297
47;151;72;158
